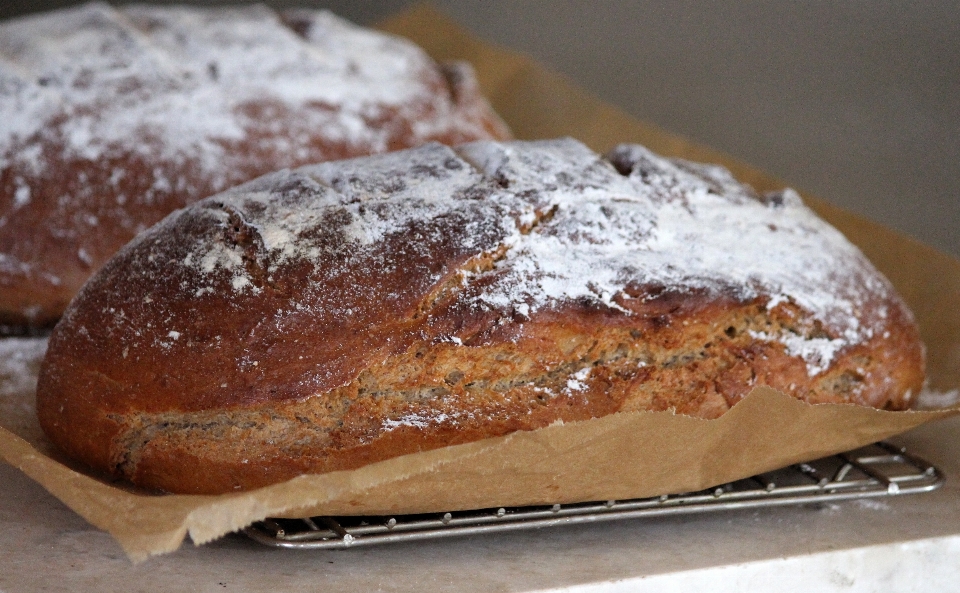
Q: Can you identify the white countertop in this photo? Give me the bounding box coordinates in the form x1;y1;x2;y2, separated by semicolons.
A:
2;415;959;592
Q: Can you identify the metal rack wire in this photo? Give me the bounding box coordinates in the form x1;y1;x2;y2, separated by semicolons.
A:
244;441;943;549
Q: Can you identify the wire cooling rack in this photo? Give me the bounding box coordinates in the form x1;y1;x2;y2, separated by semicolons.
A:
244;441;943;549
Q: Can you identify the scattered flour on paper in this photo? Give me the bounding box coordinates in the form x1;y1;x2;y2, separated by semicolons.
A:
0;337;48;440
915;387;960;410
0;336;47;399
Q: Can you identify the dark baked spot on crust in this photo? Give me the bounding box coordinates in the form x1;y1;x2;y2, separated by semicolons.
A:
278;11;312;38
219;206;268;287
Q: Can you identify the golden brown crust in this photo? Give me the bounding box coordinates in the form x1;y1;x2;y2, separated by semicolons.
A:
36;139;925;494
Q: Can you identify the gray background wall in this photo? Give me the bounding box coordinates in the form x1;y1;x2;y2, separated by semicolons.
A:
4;1;958;257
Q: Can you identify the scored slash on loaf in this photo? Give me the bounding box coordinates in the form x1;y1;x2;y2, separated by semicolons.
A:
36;139;924;494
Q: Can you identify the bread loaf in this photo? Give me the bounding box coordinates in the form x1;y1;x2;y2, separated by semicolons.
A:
0;3;509;332
36;139;924;494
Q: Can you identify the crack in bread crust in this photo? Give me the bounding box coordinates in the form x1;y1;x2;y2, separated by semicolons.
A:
107;298;917;493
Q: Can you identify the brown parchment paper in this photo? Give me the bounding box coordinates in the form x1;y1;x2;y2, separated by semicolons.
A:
1;4;959;563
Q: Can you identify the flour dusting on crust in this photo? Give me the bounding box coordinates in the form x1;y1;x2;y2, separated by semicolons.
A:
0;3;486;179
153;139;901;376
0;3;508;326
